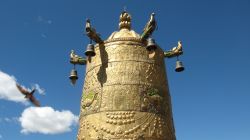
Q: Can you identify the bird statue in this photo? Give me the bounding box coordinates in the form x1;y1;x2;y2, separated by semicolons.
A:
171;41;182;53
16;84;40;107
70;50;80;59
141;13;157;40
164;41;183;58
70;50;87;65
85;19;103;43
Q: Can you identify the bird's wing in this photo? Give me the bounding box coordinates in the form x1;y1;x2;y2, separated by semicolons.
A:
141;15;157;39
70;51;74;58
176;42;182;52
30;89;36;95
16;84;29;95
170;46;176;51
143;22;150;32
29;95;40;107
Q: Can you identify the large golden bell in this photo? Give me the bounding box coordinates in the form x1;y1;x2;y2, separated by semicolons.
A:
77;11;176;140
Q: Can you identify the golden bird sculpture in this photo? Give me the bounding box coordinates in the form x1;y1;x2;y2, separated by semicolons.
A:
164;41;183;58
70;50;87;65
70;50;81;59
141;13;157;40
171;41;182;53
85;19;103;43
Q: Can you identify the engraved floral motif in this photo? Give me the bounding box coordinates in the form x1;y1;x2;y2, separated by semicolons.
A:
141;88;163;113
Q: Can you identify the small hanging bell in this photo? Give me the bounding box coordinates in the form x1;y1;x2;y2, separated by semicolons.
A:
146;38;157;51
175;60;185;72
69;69;78;85
85;44;96;57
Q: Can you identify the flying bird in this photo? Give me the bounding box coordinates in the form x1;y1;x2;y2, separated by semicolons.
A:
141;13;157;40
16;84;41;107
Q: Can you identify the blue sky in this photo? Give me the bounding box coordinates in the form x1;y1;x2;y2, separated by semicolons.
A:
0;0;250;140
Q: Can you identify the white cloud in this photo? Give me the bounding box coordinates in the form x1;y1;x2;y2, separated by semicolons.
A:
0;117;17;124
0;71;44;105
47;20;52;24
0;71;27;104
37;16;43;22
4;117;11;122
41;33;47;38
19;106;79;134
0;117;18;124
37;16;52;24
4;117;18;123
32;84;45;95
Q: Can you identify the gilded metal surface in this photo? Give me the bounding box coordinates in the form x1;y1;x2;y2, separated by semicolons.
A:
141;13;157;40
119;11;131;30
85;19;103;43
70;50;87;65
77;12;176;140
164;41;183;58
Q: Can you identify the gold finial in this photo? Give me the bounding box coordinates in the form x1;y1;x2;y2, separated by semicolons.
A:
119;11;131;30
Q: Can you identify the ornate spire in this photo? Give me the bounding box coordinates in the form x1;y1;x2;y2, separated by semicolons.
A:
119;11;131;30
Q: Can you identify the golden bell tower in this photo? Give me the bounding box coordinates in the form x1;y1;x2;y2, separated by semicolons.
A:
70;11;184;140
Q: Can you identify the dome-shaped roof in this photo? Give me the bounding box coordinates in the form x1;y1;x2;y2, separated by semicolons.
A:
107;28;140;40
106;11;141;40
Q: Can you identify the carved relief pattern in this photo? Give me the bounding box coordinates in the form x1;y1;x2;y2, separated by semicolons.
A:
78;39;176;140
78;112;173;140
81;66;102;115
